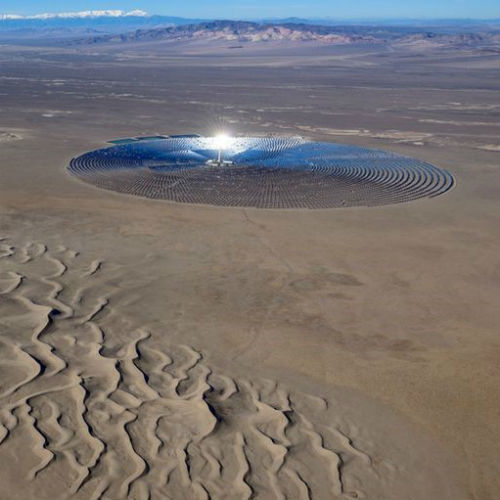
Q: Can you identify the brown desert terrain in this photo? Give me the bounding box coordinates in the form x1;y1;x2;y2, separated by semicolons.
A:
0;30;499;500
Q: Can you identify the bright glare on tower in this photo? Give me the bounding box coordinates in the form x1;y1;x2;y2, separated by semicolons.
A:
212;133;233;150
210;133;235;165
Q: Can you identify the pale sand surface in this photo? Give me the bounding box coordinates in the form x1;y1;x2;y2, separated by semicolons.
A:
0;42;499;499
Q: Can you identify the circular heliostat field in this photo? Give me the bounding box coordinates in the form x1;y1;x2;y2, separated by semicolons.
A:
68;136;454;209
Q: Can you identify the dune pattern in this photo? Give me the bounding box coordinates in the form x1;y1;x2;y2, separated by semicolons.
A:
0;237;390;500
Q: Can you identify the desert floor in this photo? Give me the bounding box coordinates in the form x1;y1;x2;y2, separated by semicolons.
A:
0;40;499;499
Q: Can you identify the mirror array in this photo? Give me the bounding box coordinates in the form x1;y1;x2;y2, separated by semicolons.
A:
68;136;455;209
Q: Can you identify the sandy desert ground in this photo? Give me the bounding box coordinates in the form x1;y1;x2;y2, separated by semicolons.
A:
0;39;499;499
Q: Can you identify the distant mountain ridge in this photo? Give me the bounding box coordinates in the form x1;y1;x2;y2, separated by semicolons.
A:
0;13;207;39
0;9;148;20
71;19;500;50
1;13;498;50
75;20;374;44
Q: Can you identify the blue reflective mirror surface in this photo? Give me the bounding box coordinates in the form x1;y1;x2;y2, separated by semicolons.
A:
68;136;454;209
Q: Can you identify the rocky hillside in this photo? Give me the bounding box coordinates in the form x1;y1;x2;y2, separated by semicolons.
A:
76;21;373;44
73;20;499;50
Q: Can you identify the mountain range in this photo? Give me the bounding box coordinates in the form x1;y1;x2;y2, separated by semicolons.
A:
0;10;148;20
71;20;500;50
0;11;498;50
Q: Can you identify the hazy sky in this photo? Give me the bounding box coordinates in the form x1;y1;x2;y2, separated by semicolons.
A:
1;0;499;19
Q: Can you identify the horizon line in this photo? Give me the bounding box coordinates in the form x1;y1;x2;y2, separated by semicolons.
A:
1;10;499;22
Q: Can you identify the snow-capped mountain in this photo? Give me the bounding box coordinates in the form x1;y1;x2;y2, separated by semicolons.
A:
0;10;148;20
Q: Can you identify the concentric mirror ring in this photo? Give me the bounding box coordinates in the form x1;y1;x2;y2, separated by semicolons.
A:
68;136;454;209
